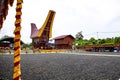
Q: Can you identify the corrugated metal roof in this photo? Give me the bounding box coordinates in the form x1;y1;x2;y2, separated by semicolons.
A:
53;35;75;40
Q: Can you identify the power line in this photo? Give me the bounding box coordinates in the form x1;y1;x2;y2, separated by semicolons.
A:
98;31;120;33
84;31;120;39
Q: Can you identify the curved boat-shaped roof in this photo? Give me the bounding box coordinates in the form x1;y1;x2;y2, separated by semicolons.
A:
0;37;24;44
30;10;56;38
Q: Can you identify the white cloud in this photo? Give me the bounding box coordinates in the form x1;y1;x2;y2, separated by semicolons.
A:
1;0;120;43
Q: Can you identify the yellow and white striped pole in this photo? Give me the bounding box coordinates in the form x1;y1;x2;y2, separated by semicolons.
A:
13;0;23;80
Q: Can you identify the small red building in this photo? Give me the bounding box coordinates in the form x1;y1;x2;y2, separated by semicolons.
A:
53;35;75;49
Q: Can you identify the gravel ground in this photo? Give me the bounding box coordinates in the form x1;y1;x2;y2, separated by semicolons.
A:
0;53;120;80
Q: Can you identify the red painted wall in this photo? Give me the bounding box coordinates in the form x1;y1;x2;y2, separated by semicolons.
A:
55;35;74;49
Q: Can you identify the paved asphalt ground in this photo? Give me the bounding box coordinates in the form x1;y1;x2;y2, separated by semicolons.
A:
0;52;120;80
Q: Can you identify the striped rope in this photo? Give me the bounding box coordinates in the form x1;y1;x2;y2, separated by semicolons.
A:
13;0;23;80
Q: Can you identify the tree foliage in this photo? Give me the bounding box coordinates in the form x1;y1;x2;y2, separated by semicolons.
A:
114;37;120;44
74;36;120;46
1;35;10;39
75;31;84;40
22;43;32;49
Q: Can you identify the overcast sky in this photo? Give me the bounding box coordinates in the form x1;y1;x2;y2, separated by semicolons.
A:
0;0;120;43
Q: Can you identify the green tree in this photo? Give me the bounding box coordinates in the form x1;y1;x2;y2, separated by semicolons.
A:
105;38;114;44
22;43;32;49
1;35;9;39
100;39;106;44
88;37;97;45
75;31;84;40
114;37;120;44
73;36;120;47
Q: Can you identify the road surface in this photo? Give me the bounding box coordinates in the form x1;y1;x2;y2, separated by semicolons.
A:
0;52;120;80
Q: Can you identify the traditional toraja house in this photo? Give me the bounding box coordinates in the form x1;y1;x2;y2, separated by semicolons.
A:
0;0;23;80
0;37;24;50
53;35;75;49
30;10;56;49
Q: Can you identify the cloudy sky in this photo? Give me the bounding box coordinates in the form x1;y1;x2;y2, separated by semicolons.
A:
0;0;120;43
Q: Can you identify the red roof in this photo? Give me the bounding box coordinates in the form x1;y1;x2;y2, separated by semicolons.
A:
53;35;75;40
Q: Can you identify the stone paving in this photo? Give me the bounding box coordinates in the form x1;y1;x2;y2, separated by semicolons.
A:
0;52;120;80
